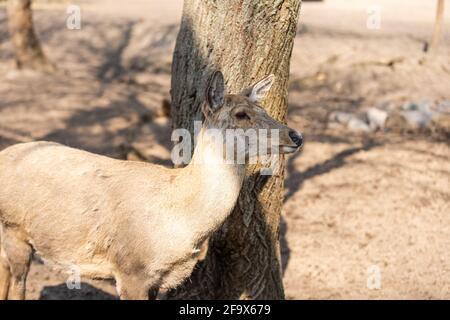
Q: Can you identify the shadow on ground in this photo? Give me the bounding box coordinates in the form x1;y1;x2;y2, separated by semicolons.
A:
39;283;117;300
285;140;381;202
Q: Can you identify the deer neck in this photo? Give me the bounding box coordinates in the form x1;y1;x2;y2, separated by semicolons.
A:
180;127;246;238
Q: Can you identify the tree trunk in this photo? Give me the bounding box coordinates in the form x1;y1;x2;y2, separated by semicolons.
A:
431;0;445;52
7;0;53;71
169;0;301;300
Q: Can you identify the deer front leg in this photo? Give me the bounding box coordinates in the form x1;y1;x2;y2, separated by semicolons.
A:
1;228;32;300
0;249;11;300
115;274;154;300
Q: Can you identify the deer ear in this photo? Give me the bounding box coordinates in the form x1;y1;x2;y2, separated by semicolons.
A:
204;71;226;116
241;74;275;103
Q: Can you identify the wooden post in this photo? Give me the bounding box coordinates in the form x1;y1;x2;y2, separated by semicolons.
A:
431;0;445;52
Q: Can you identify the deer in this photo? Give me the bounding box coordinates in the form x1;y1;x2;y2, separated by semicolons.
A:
0;71;303;300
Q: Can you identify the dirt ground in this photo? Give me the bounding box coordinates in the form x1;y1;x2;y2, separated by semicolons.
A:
0;0;449;299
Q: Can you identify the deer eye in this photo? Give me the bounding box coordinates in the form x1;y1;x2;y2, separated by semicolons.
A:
235;111;250;120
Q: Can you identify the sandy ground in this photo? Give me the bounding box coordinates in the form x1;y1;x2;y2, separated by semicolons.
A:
0;0;449;299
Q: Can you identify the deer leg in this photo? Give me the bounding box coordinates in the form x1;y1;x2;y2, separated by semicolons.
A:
0;247;11;300
115;274;151;300
2;229;32;300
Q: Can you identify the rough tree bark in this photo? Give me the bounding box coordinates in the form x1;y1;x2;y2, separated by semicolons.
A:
169;0;301;299
7;0;53;71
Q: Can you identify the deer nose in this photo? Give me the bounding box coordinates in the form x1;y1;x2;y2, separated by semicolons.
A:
289;131;303;147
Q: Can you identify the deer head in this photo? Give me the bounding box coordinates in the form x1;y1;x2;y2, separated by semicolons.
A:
198;71;303;164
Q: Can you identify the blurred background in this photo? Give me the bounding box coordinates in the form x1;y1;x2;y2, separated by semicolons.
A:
0;0;449;299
